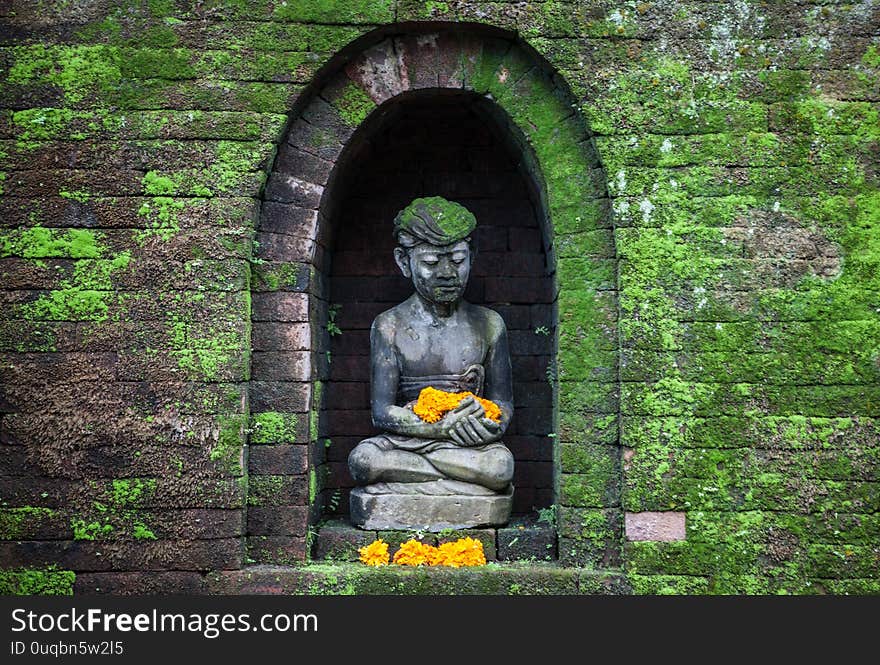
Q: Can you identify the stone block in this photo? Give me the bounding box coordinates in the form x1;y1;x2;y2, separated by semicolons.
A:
497;518;557;561
351;485;513;531
625;511;687;542
314;519;377;561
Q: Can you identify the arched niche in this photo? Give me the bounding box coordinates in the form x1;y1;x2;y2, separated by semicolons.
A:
249;26;620;567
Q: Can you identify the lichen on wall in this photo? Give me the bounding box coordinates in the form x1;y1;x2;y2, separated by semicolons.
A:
1;0;877;594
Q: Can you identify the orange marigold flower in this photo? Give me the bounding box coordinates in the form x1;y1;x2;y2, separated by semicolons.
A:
435;537;486;567
358;539;390;566
392;538;436;566
412;387;502;424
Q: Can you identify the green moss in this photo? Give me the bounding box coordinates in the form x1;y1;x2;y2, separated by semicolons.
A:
7;44;122;104
214;414;246;475
249;412;299;444
5;228;132;322
309;467;320;506
0;567;75;596
334;81;376;127
70;479;157;542
11;108;120;151
1;227;102;259
0;507;56;540
59;189;91;203
271;0;394;23
71;519;114;541
142;170;178;195
394;196;477;243
135;196;185;242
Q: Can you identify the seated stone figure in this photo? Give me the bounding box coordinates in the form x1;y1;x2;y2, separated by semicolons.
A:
348;196;515;530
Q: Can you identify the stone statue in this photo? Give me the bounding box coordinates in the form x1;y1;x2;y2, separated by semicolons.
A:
348;196;515;530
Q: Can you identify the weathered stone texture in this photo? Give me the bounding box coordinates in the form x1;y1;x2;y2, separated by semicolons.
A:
1;0;878;595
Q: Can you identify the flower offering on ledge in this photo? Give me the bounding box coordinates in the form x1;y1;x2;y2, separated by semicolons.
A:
361;537;487;567
358;539;390;566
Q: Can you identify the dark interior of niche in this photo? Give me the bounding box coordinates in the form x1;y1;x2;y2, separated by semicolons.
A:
316;90;556;518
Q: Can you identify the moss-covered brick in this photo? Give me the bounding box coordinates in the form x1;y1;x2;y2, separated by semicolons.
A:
622;383;880;418
213;561;594;595
5;44;123;105
69;478;158;542
213;414;246;476
622;349;879;385
249;412;300;444
2;2;878;596
558;380;618;416
324;79;377;128
0;507;57;540
627;574;710;595
248;475;307;507
0;567;76;596
559;413;618;445
627;416;879;455
560;468;620;508
558;507;621;568
270;0;394;23
554;230;616;259
251;261;311;292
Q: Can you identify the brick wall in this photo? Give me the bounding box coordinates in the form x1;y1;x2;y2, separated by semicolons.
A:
1;0;878;595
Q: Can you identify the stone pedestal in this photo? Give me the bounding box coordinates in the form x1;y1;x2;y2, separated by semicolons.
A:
350;483;514;531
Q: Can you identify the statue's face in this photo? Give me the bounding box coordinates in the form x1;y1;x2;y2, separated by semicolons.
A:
395;240;472;304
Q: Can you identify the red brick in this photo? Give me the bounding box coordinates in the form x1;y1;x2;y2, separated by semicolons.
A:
333;302;387;329
75;572;209;595
246;535;307;564
506;435;554;462
322;382;370;410
252;322;311;351
324;436;361;463
249;381;311;412
247;505;308;536
511;407;553;435
514;381;553;407
345;39;409;104
286;118;343;162
248;445;308;475
329;330;370;356
259;202;319;238
264;173;324;208
395;34;440;89
322;409;373;436
437;31;467;89
508;227;543;252
513;355;551;382
328;355;369;382
274;143;335;185
255;231;316;262
332;250;392;276
485;277;555;303
513;461;553;488
510;330;555;355
324;461;354;488
0;539;242;571
252;292;309;322
252;351;311;381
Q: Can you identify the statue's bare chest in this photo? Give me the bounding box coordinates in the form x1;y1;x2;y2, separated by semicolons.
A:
394;317;487;376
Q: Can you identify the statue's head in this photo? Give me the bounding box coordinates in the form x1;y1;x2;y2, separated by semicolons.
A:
392;197;477;305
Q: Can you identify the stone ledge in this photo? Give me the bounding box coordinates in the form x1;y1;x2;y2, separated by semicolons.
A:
207;563;628;595
314;517;557;562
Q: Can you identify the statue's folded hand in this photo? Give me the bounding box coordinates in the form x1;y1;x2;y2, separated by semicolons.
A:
443;398;501;447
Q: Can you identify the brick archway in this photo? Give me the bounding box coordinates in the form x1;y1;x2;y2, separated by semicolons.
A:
249;27;619;567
